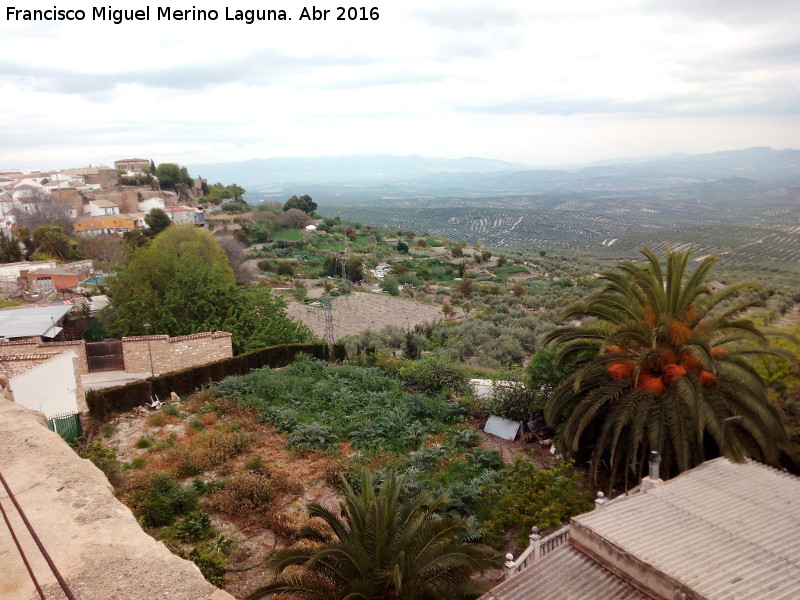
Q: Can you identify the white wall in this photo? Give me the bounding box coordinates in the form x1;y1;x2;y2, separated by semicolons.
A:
84;201;120;217
139;198;166;212
0;261;56;279
10;351;78;419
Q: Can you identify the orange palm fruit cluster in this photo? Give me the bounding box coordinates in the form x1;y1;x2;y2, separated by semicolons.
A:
637;374;666;395
607;360;635;380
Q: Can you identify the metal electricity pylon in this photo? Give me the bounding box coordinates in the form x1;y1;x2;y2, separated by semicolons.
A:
336;244;351;293
320;295;335;345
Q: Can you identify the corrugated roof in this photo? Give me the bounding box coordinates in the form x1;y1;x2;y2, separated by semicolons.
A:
573;458;800;599
0;304;72;338
480;545;648;600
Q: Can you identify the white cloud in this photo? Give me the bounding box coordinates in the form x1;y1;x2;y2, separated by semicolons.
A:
0;0;798;169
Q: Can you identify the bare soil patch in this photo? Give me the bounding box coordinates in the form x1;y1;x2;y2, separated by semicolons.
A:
285;291;444;338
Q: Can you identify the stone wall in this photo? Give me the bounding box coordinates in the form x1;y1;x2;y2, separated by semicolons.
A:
121;331;233;376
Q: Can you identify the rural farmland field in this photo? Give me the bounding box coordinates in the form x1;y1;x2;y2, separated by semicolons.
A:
285;291;444;339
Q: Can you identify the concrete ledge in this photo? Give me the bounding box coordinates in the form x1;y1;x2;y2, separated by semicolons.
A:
0;398;234;600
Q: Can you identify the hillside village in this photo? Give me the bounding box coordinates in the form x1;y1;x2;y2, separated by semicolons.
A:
0;159;798;600
0;158;205;236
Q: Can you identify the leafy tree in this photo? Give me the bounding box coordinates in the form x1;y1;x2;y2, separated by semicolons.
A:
380;275;399;296
144;208;172;236
0;231;22;263
396;240;409;253
545;247;791;485
281;208;310;229
481;460;591;549
155;163;193;191
78;235;127;271
322;255;364;282
227;184;246;201
282;194;317;214
225;285;313;353
17;227;35;259
442;302;454;320
104;225;311;352
32;225;81;260
245;469;499;600
456;279;473;297
526;348;576;415
123;229;149;251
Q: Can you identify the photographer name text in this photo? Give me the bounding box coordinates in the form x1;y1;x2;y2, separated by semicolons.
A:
6;5;380;25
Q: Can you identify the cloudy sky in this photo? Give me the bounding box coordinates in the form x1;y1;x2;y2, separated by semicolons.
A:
2;0;799;170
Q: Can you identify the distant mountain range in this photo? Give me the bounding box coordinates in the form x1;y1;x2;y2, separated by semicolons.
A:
188;147;800;202
190;148;800;265
188;154;525;189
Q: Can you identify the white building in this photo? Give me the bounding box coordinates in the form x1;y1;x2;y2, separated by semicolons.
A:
83;199;121;217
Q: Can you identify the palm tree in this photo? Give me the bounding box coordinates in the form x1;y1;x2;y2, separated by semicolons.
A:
545;247;790;486
245;469;500;600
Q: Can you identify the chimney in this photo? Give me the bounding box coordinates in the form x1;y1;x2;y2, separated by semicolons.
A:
648;451;661;480
641;450;664;491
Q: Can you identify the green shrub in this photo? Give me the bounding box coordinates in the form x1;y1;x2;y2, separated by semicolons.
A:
140;474;197;527
260;406;299;433
446;428;481;450
128;457;147;469
481;460;591;549
188;537;230;586
136;436;155;449
287;423;337;451
75;439;121;479
245;455;265;470
175;510;214;541
401;355;471;396
163;404;182;417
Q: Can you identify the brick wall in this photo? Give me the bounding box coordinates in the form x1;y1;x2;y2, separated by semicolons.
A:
0;339;88;375
121;331;233;376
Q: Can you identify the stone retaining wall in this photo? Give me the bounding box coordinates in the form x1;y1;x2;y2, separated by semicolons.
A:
121;331;233;376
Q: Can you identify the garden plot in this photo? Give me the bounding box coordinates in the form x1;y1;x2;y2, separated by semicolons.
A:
285;291;444;338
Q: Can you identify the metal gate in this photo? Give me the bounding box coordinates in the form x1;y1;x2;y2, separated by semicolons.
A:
86;340;125;372
47;412;82;444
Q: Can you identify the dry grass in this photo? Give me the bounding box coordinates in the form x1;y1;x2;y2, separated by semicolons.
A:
146;412;180;427
164;427;253;477
209;469;299;518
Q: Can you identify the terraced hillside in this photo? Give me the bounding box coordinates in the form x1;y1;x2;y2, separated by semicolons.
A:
584;225;800;265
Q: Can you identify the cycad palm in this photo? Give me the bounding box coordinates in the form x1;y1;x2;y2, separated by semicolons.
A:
245;469;500;600
545;247;789;485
